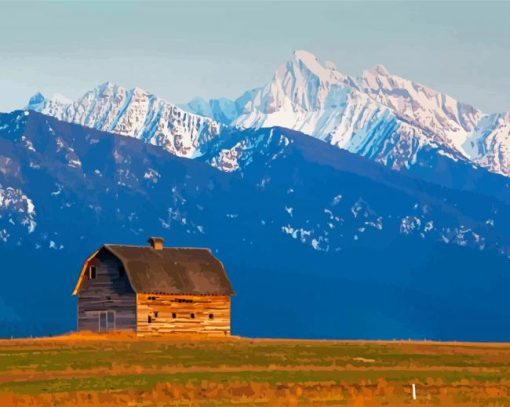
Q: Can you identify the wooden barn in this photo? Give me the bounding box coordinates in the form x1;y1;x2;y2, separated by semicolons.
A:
72;237;235;336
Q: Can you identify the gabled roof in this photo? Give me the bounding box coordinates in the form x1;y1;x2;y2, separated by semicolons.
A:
73;244;235;296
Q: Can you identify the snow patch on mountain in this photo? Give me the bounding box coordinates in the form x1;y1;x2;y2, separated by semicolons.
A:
0;186;37;237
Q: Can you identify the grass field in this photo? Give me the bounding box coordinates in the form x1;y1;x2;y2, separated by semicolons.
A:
0;333;509;406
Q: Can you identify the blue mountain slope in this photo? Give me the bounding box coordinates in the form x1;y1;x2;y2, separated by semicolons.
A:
1;111;510;340
403;146;510;204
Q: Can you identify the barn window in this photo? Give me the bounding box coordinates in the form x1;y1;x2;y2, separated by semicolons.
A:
148;315;152;323
190;313;195;319
154;311;159;318
209;314;214;320
89;266;96;279
172;313;176;319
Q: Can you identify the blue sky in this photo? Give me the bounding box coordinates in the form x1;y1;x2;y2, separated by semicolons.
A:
1;1;509;113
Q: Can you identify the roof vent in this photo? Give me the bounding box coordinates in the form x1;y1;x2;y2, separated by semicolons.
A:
148;237;164;250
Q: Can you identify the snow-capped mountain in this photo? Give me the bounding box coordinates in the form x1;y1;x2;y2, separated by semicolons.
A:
358;63;510;175
27;82;224;158
184;50;510;177
228;52;441;172
2;110;510;339
8;52;510;340
27;51;510;178
179;89;259;126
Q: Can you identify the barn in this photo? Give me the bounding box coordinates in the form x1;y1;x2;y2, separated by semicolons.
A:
72;237;235;336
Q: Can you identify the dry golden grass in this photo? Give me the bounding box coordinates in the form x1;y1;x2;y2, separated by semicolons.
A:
1;333;510;406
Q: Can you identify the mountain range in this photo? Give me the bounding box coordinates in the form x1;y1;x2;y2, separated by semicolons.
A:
1;50;509;340
29;50;510;179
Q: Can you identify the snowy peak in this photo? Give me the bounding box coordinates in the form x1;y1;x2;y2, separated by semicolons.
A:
27;92;72;118
98;80;116;91
27;92;46;110
27;92;72;109
283;49;350;89
182;96;214;119
365;64;391;77
180;96;239;125
292;50;336;80
181;88;261;125
224;50;510;176
360;63;482;131
359;63;486;160
291;50;346;83
27;82;225;158
293;49;317;63
21;50;510;178
247;50;354;116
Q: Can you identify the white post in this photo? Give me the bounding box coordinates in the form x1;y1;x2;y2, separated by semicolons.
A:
412;383;417;400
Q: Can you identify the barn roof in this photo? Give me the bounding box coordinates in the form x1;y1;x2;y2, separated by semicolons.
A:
73;244;234;296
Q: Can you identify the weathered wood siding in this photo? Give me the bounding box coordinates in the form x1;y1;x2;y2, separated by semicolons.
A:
136;294;231;336
76;249;136;332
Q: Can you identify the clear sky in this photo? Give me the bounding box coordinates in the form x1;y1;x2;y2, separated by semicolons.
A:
1;1;509;113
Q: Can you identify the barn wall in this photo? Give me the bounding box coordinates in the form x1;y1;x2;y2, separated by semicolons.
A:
136;294;231;336
77;250;136;332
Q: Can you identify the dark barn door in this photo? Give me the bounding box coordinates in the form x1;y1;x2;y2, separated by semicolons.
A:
99;311;115;332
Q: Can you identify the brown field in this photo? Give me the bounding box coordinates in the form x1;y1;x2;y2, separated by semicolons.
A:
1;333;510;406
